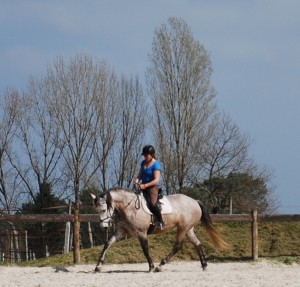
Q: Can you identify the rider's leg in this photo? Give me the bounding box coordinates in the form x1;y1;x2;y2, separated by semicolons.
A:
148;186;165;228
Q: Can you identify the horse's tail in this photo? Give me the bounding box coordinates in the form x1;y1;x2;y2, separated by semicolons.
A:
197;200;229;251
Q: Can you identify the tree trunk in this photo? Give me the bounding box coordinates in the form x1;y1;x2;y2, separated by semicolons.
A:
73;207;80;263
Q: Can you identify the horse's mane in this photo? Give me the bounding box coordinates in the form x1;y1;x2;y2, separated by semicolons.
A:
107;187;133;193
101;187;134;210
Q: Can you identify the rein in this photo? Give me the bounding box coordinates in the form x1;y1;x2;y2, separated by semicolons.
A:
132;186;143;209
125;192;141;210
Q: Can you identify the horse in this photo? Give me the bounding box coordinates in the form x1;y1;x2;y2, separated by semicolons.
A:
91;187;228;272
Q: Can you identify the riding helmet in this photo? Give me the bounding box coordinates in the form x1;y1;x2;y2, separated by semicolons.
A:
141;145;155;156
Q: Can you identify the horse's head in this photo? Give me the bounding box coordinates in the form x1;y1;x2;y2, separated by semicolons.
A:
90;192;113;228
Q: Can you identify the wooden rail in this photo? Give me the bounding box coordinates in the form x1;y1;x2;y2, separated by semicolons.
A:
1;211;299;261
2;213;300;223
0;214;97;223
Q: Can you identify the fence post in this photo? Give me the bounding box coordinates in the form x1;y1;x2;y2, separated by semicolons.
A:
25;231;28;261
87;222;94;248
64;200;72;254
251;209;258;261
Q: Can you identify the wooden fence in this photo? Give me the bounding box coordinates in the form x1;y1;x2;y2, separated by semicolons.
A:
1;211;300;262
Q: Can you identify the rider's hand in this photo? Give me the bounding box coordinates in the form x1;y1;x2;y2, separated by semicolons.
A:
133;179;139;186
140;184;147;190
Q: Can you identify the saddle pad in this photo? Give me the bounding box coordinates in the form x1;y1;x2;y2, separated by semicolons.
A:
140;195;173;215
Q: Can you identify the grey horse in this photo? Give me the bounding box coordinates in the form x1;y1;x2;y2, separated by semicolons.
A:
91;187;228;272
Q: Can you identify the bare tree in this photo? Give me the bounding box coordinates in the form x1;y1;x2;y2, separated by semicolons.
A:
46;55;120;263
8;77;66;206
0;89;21;213
190;113;252;207
0;90;32;262
113;75;146;187
92;66;120;192
188;113;276;213
146;17;216;193
196;113;251;182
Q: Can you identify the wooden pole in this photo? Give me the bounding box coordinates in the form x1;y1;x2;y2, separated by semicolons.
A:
5;230;9;263
87;222;94;248
10;230;14;263
25;231;28;261
12;227;20;262
251;209;258;261
229;196;233;214
64;200;72;253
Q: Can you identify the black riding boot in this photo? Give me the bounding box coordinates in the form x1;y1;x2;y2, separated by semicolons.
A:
150;204;165;230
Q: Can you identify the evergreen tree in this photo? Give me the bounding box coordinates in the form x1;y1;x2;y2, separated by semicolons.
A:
182;173;272;214
19;182;67;258
79;188;111;248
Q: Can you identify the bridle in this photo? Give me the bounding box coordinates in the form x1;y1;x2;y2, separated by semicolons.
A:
98;201;114;225
99;208;113;224
97;189;142;224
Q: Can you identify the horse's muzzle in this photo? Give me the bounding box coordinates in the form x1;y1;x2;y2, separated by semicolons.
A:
100;221;109;228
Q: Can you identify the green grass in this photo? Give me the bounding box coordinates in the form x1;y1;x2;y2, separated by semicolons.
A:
14;221;300;267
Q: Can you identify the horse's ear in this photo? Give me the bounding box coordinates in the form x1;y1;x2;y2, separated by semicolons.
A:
90;193;96;200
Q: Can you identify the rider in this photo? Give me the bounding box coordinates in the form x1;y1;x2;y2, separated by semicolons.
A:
134;145;165;230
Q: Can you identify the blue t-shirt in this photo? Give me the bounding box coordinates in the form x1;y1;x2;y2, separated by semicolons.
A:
141;160;161;185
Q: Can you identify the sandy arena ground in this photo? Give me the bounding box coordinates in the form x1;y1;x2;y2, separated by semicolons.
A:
0;260;299;287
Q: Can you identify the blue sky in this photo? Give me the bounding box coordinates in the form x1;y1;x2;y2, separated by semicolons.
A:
1;1;300;213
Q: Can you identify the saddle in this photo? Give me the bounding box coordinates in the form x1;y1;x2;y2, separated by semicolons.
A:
140;194;173;215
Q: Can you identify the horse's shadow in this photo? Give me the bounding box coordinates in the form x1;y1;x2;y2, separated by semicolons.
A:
106;270;148;274
77;269;148;274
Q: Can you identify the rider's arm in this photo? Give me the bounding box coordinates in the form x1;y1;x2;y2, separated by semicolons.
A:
141;169;160;189
134;168;142;185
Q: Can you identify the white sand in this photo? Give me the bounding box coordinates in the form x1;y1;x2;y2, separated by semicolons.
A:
0;260;299;287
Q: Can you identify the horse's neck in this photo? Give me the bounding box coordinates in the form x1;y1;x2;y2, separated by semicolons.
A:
110;190;129;207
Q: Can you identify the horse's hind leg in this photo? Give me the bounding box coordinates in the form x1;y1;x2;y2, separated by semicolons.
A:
154;229;186;272
186;228;207;270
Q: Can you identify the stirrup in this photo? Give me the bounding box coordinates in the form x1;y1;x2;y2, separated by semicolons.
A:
157;222;165;230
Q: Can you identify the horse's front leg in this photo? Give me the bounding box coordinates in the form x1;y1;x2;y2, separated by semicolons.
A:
95;233;124;272
138;236;155;272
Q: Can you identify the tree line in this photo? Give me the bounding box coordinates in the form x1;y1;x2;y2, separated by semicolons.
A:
0;18;277;262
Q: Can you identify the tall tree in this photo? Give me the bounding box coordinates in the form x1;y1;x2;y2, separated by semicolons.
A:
47;55;119;263
185;113;276;213
92;65;120;192
9;77;65;205
146;17;216;193
113;75;146;188
192;113;252;187
0;89;21;213
0;90;24;261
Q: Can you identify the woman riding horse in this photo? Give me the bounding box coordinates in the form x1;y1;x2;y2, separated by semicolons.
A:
134;145;165;230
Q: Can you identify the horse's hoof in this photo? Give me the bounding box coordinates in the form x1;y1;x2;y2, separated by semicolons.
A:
154;266;162;272
95;266;102;272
